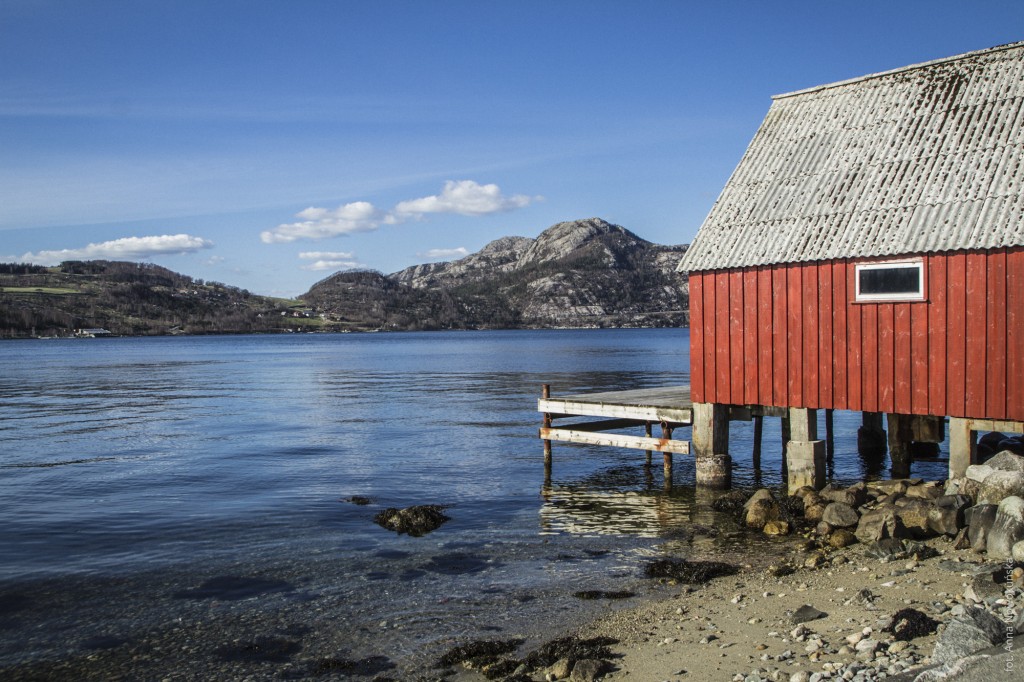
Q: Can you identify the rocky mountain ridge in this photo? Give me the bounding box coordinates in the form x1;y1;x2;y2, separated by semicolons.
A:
305;218;689;330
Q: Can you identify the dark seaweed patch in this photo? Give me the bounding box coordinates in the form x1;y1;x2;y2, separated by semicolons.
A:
643;558;739;583
310;655;395;676
522;635;619;669
573;590;635;600
436;638;524;668
884;608;940;641
419;552;491;575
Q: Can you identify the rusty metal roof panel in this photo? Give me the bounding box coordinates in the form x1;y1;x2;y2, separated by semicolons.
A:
679;42;1024;272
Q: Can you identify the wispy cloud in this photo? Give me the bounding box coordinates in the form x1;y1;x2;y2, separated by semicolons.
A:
20;234;213;265
298;250;364;272
418;247;469;260
261;180;539;244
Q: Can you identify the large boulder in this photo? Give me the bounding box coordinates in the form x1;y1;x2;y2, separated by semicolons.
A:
896;498;937;538
822;502;859;528
986;496;1024;560
931;606;1005;665
821;483;867;508
966;504;999;553
744;489;781;529
977;470;1024;505
928;495;971;536
904;481;944;500
855;508;908;544
965;464;995;483
985;450;1024;472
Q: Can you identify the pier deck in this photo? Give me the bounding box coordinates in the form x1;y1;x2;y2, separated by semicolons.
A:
538;385;692;457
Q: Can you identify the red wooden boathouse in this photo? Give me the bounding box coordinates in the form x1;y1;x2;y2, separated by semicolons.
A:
677;42;1024;487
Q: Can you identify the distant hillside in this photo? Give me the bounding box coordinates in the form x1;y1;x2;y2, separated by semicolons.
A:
0;218;690;339
307;218;690;330
0;261;304;339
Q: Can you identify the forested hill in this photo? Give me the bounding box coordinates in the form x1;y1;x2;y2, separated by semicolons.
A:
1;219;690;338
0;261;301;338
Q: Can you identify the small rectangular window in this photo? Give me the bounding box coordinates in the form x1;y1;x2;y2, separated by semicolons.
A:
855;260;924;302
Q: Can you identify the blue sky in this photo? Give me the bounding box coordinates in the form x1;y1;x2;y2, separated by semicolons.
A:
2;1;1022;297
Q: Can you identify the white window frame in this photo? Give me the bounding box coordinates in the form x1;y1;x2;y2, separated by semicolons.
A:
854;259;925;302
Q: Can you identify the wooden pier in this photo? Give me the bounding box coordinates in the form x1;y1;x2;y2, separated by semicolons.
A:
538;385;692;483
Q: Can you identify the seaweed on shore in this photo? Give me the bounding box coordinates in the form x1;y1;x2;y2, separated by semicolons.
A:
643;558;739;584
884;608;940;641
521;635;619;669
435;638;524;668
573;590;635;600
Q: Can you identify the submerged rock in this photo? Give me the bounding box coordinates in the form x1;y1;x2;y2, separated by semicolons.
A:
374;504;451;536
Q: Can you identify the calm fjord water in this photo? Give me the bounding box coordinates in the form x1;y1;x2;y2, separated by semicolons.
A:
0;330;948;675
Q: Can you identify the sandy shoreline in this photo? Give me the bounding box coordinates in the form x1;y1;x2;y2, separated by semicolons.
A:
443;499;1021;682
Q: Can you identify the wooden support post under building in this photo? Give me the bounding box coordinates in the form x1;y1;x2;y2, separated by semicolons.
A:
752;415;763;470
785;407;825;491
692;402;731;488
542;384;552;480
661;422;673;485
645;421;653;466
887;413;912;479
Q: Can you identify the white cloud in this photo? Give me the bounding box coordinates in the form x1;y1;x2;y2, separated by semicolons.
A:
260;201;385;244
300;259;364;272
261;180;539;244
202;255;226;266
418;247;469;260
21;234;213;265
298;250;355;260
395;180;536;217
298;250;364;272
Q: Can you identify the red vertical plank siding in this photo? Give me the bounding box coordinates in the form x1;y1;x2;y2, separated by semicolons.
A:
703;270;717;403
877;304;895;413
928;254;948;417
832;260;848;409
947;253;967;417
911;295;930;415
729;270;745;403
965;252;988;414
773;266;789;407
715;272;731;403
862;304;878;413
757;268;774;406
847;263;863;412
1008;248;1024;421
689;274;705;403
742;270;759;405
893;303;912;414
803;264;820;407
787;266;804;406
818;263;834;409
986;251;1007;420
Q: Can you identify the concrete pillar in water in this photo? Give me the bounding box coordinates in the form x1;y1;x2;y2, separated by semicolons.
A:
786;407;825;491
692;402;732;488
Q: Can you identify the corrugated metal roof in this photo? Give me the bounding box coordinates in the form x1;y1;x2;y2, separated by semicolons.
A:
678;41;1024;273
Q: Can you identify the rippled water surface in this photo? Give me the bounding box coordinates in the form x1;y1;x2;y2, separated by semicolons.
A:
0;330;949;677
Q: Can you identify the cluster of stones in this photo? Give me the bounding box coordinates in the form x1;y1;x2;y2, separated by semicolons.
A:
742;449;1024;561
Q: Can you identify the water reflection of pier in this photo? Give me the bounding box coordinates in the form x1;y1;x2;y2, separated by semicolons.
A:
538;485;732;541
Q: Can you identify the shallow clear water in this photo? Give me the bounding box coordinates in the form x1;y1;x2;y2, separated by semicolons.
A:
0;329;950;676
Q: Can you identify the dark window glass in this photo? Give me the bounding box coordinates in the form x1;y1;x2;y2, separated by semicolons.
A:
858;266;920;296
